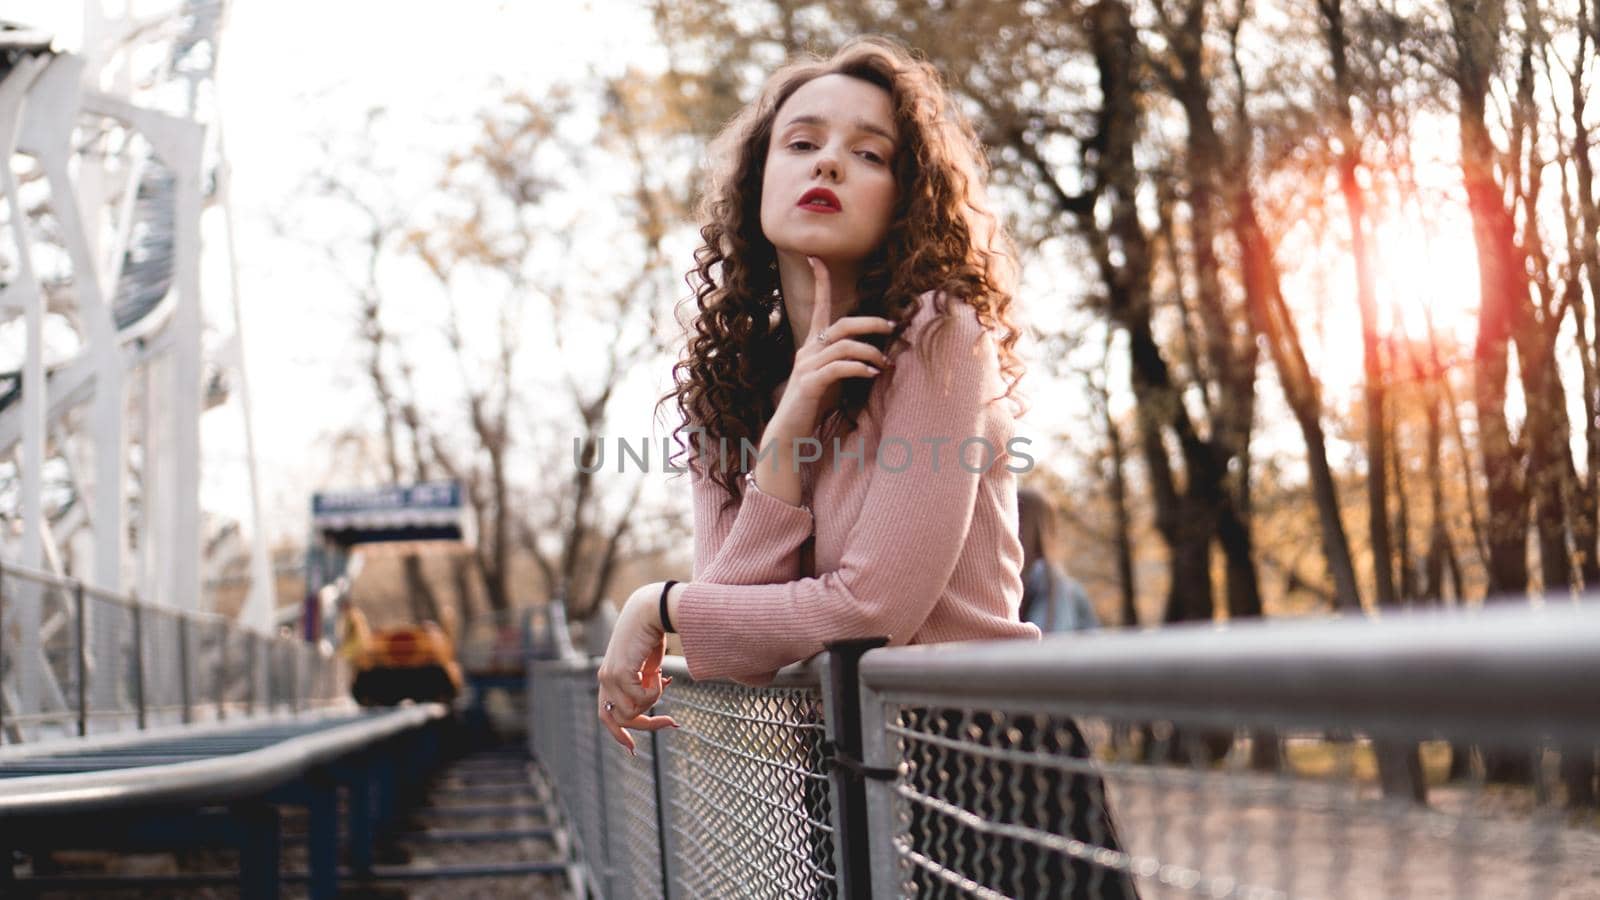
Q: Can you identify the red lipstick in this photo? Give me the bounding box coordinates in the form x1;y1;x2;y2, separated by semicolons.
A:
797;187;842;213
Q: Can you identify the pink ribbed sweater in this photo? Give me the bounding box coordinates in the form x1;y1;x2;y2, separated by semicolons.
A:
677;292;1040;684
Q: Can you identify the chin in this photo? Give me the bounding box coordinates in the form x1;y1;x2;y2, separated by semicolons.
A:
773;234;863;261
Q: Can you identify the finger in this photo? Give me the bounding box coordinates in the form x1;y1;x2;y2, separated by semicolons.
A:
807;256;832;338
824;315;897;338
643;671;666;695
644;638;666;672
619;713;680;732
816;339;891;368
607;690;659;723
815;359;882;387
599;703;638;755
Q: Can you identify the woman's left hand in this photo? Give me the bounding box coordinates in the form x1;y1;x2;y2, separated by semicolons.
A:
596;582;680;755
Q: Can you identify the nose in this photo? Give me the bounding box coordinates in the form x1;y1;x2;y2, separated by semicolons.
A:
813;149;841;182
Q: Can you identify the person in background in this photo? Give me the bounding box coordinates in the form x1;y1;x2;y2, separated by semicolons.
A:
1017;486;1100;633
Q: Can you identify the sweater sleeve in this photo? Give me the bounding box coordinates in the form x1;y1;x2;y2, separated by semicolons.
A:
676;305;1002;682
689;443;814;586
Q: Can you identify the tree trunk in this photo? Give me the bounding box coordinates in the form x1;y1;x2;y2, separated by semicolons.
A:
1089;0;1225;628
402;553;441;626
1449;0;1530;596
452;553;478;627
1166;2;1354;614
1414;339;1454;604
1509;3;1579;596
1217;499;1262;619
1388;382;1417;603
1569;5;1600;585
1231;192;1363;612
1320;0;1397;610
1103;393;1140;627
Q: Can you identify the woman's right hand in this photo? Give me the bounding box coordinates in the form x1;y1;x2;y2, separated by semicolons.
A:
773;256;896;432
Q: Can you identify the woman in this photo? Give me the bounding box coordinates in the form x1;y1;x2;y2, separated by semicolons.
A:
1018;486;1102;633
596;36;1138;898
597;34;1032;729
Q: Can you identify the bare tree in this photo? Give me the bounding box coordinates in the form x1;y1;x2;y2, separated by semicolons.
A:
403;76;695;619
1321;0;1399;609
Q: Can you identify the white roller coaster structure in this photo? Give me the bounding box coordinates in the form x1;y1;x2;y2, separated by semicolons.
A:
1;2;272;721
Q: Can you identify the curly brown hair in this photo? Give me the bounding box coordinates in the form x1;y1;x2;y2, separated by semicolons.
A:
659;35;1024;504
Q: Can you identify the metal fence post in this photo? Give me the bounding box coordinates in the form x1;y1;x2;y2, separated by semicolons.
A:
858;674;901;897
822;637;889;900
216;619;228;720
245;633;257;715
289;644;300;715
265;639;276;712
178;616;193;725
74;581;87;737
649;727;674;900
0;563;7;741
586;665;614;900
131;595;146;730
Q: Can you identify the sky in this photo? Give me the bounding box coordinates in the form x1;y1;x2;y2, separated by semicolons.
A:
9;1;1512;562
11;0;681;546
10;0;1103;554
209;0;663;541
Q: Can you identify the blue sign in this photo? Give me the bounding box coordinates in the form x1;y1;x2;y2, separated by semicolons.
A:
312;480;462;518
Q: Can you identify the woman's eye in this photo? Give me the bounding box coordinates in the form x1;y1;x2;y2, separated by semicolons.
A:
789;140;815;151
858;150;885;164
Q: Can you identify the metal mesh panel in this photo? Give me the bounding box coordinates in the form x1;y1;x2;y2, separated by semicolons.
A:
190;618;223;721
84;588;136;729
866;701;1600;898
603;709;665;900
248;632;268;711
143;606;185;724
0;563;349;746
1099;725;1598;900
39;580;77;737
657;676;839;899
529;660;610;895
570;669;614;896
271;638;292;712
305;644;335;705
222;625;253;712
458;608;527;675
880;704;1150;899
0;575;81;739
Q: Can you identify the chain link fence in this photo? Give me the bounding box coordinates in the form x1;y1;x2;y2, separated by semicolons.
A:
529;603;1600;899
0;561;348;744
531;653;841;900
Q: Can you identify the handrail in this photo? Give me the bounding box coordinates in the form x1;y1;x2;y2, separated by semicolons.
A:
857;602;1600;746
533;600;1600;899
0;703;446;816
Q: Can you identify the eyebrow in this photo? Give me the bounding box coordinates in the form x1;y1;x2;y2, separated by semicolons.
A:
780;114;897;146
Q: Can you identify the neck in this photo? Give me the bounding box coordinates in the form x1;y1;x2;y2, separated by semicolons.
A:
776;251;860;347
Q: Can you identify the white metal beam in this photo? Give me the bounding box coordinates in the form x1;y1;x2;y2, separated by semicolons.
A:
18;55;127;597
1;55;53;716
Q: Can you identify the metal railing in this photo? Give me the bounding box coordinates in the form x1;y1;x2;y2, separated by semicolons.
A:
0;561;348;745
528;602;1600;899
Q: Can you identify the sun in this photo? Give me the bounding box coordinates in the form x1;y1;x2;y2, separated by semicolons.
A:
1366;207;1481;345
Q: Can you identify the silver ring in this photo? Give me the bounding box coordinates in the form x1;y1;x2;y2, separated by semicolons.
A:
603;701;615;712
816;329;827;345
